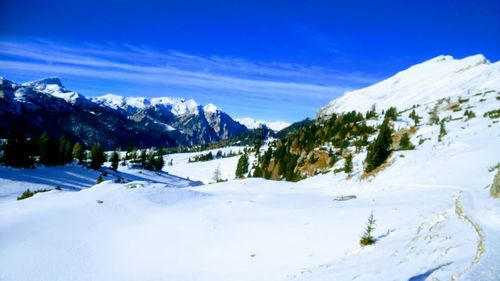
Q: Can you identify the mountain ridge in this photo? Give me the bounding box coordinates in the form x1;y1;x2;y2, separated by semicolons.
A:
319;54;500;116
0;76;247;148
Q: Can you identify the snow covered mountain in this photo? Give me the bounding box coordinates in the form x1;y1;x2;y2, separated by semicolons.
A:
236;117;290;131
319;54;500;116
0;77;247;148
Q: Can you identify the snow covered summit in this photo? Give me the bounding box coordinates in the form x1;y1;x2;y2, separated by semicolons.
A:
0;77;247;148
91;94;204;116
21;77;84;104
319;54;500;115
236;117;290;131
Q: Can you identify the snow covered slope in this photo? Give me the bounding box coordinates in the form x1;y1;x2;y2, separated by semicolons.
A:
319;54;500;115
164;146;248;184
0;164;199;202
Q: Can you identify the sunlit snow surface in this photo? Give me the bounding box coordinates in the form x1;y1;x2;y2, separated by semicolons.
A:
1;55;499;280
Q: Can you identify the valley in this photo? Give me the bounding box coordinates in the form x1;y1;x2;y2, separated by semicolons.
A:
0;54;499;280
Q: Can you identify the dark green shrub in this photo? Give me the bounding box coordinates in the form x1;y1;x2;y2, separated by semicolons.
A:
17;188;51;200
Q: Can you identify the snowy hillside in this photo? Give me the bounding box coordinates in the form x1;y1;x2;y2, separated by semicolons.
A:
164;146;248;184
0;164;199;202
236;117;291;131
319;54;500;115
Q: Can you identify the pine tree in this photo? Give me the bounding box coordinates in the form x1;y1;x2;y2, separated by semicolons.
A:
254;141;263;155
96;174;104;184
344;153;353;173
153;151;164;171
216;150;223;159
398;133;414;150
38;133;59;166
111;151;120;171
145;150;155;170
252;164;263;177
360;212;376;246
328;148;337;166
212;165;223;182
1;131;34;168
235;153;249;178
140;149;147;168
438;120;447;142
428;105;440;125
90;145;105;170
59;136;74;163
409;109;421;126
72;142;84;164
365;104;377;119
365;119;393;173
385;107;398;121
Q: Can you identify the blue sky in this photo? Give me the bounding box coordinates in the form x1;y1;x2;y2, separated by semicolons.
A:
0;0;499;122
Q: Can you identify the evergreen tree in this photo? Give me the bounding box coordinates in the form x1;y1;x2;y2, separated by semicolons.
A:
254;140;263;155
145;150;155;170
235;153;249;178
438;120;447;142
59;136;74;163
409;109;421;126
111;151;120;171
360;212;376;246
90;145;106;170
72;142;84;164
365;119;393;173
365;104;377;119
252;164;263;177
96;174;104;184
212;165;223;182
38;133;59;166
140;149;147;168
384;107;398;121
216;150;223;159
344;153;353;173
328;148;337;166
398;133;414;150
428;105;440;125
1;131;34;168
153;151;165;171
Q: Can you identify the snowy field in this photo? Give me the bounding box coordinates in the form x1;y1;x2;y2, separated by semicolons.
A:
1;113;498;281
164;146;250;184
0;164;198;202
0;55;499;280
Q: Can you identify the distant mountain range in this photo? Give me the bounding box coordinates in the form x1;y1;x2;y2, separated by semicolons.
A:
0;77;248;149
235;117;290;131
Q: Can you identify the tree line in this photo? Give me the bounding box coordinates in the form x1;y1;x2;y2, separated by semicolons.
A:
0;131;164;171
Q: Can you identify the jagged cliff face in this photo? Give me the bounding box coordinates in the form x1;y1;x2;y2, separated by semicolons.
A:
0;77;247;149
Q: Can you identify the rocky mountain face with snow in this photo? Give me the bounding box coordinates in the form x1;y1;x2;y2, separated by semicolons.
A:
235;117;291;131
0;77;247;148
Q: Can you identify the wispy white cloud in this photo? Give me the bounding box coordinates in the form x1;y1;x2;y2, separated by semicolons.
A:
0;37;380;120
0;38;377;92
